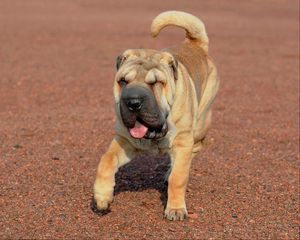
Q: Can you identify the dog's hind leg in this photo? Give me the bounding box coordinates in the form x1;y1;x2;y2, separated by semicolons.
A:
192;109;212;157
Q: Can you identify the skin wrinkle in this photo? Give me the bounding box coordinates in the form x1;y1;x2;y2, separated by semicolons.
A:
116;53;174;136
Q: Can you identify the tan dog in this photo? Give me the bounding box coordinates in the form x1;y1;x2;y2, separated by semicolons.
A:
93;11;219;221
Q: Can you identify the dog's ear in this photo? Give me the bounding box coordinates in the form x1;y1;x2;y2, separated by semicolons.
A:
169;58;178;80
116;55;126;70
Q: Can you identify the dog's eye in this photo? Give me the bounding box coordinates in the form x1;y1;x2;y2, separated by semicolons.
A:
119;78;128;87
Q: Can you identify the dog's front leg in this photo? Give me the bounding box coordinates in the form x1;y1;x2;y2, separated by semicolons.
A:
165;134;193;221
93;136;134;212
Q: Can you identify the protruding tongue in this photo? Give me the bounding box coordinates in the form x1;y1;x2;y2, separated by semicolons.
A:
130;121;148;138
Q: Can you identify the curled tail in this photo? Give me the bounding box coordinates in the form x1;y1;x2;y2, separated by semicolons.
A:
151;11;209;53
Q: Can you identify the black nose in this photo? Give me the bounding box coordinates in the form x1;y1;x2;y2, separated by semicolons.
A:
126;98;142;111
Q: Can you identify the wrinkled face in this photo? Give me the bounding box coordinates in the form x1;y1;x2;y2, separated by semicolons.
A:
113;49;178;139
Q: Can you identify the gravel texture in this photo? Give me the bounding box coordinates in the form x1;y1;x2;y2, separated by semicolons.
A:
0;0;299;239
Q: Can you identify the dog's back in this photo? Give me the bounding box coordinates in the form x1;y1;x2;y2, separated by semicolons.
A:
167;42;209;103
151;11;219;148
151;11;212;103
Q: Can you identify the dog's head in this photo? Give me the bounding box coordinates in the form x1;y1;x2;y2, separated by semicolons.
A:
113;49;178;139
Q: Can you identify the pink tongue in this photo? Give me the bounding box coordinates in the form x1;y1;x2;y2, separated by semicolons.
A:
130;121;148;138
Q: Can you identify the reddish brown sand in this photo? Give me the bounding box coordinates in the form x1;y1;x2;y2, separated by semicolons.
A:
0;0;299;239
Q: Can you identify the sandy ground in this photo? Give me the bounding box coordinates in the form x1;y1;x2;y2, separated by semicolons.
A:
0;0;299;239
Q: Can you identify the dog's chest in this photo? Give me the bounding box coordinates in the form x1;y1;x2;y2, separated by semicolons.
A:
130;137;170;155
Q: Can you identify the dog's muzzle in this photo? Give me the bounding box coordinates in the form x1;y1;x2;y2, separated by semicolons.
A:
119;85;168;139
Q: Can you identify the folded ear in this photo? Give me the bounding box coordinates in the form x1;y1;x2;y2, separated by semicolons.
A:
116;55;127;70
169;58;178;80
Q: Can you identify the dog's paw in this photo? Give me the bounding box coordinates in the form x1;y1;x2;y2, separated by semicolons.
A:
91;194;113;216
164;207;188;221
91;198;111;216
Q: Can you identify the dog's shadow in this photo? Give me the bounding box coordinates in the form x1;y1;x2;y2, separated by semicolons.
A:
114;154;170;207
91;154;171;215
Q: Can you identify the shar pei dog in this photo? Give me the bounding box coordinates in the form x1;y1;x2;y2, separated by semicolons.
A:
93;11;219;221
